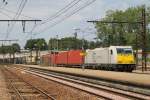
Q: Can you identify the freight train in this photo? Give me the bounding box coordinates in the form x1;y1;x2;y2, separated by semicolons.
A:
41;46;136;72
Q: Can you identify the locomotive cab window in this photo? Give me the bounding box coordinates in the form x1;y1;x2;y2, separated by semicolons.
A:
124;49;132;54
116;48;124;54
116;48;132;54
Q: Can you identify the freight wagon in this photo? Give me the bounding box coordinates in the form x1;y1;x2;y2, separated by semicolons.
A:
55;50;84;66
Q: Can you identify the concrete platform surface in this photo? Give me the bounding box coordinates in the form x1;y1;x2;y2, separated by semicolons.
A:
19;64;150;88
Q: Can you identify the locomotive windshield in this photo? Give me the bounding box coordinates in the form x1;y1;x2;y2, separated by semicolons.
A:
117;48;132;54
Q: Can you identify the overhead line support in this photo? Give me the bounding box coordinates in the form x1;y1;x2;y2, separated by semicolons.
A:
0;20;41;21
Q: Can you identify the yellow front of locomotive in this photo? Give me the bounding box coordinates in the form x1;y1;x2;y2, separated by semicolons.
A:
117;48;135;64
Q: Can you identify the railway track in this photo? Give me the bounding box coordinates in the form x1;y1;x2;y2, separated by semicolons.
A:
1;67;56;100
10;65;150;100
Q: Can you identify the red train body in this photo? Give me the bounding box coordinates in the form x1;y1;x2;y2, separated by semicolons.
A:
41;50;84;66
50;53;57;65
67;50;84;65
56;51;68;65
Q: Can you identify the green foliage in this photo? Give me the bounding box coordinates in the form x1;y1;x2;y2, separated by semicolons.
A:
95;5;150;49
24;38;48;50
48;37;100;50
12;43;20;53
0;43;20;54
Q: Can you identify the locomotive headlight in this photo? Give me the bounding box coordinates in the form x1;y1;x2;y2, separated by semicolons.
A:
118;61;123;64
130;61;134;64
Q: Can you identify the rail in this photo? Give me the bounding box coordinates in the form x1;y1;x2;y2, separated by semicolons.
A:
2;67;56;100
12;66;150;100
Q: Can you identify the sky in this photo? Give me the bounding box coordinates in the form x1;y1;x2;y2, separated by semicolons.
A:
0;0;149;48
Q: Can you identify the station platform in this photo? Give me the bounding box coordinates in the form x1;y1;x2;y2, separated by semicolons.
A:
18;64;150;88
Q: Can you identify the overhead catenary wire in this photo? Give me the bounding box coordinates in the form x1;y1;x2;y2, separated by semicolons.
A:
0;8;39;20
59;27;96;39
4;26;95;43
21;0;97;44
0;0;34;19
23;21;37;40
40;0;82;25
5;0;25;35
0;0;8;9
29;0;83;34
5;0;27;40
22;0;83;42
0;10;12;19
34;0;97;35
11;0;27;20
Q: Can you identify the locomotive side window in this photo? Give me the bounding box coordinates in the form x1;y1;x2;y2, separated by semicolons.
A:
110;50;113;55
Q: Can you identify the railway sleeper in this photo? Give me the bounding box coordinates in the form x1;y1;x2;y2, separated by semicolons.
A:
18;94;48;100
9;87;50;99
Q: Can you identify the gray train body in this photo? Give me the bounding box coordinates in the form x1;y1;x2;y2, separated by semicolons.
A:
84;46;135;72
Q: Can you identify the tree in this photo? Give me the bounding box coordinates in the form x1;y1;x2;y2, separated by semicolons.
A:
24;38;48;64
12;43;20;53
24;38;48;50
48;36;100;51
95;5;150;49
0;43;21;63
11;43;21;61
48;38;58;50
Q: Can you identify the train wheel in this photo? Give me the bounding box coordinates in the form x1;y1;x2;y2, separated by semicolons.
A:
109;67;112;71
128;67;133;72
115;67;119;72
124;68;128;72
119;68;123;72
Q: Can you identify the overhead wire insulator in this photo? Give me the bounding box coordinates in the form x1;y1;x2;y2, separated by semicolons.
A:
8;21;9;26
22;21;26;33
5;2;7;5
34;20;37;25
3;0;7;5
7;21;10;33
